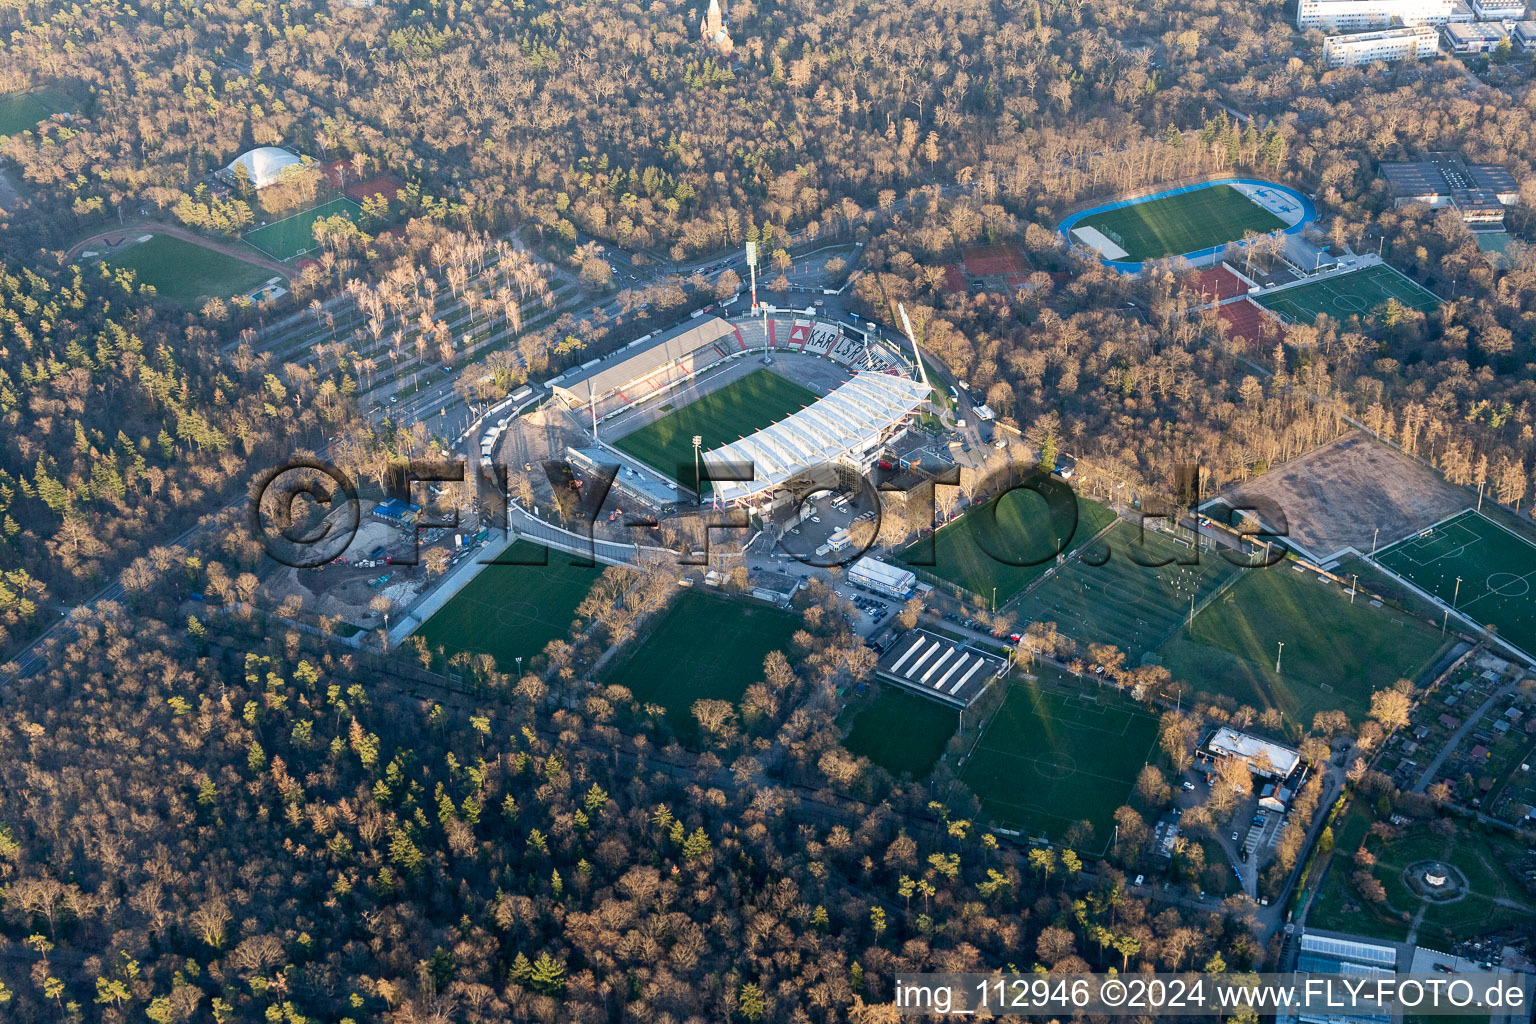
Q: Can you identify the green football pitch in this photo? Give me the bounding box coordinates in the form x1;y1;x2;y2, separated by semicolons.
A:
102;235;275;309
612;368;816;486
1375;509;1536;657
1255;263;1440;324
842;685;957;779
900;488;1118;607
414;540;603;670
1155;561;1451;725
243;197;361;261
960;678;1158;847
601;589;802;738
1081;185;1286;262
0;88;69;137
1011;520;1246;661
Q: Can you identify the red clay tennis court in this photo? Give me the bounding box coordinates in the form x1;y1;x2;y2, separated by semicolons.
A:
961;243;1028;276
1218;298;1274;347
1186;266;1248;304
344;174;406;202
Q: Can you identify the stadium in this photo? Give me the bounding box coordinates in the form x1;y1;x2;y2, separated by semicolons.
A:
1059;177;1316;274
549;312;930;514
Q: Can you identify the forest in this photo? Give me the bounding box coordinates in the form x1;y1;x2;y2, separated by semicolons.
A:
0;0;1534;1017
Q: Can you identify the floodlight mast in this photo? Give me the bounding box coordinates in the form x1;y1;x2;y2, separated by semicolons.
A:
746;241;759;313
898;303;931;390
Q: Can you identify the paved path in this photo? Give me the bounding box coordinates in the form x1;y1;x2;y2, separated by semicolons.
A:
1412;682;1516;793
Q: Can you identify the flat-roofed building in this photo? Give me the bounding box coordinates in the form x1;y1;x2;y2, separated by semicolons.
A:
875;629;1007;706
1513;19;1536;46
1380;154;1521;228
1324;25;1439;63
1297;0;1454;30
847;555;917;599
1206;726;1301;780
1469;0;1525;18
1442;18;1509;49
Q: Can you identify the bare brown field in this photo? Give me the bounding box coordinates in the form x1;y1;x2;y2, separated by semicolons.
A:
1218;431;1467;560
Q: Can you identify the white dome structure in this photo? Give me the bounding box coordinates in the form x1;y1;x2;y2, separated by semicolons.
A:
219;147;303;190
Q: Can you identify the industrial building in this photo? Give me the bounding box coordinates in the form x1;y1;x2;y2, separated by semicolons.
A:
1514;19;1536;47
1323;25;1439;64
1297;0;1454;30
874;629;1008;707
1379;154;1519;228
847;555;918;599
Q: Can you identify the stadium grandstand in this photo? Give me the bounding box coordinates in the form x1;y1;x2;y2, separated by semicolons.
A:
875;629;1008;707
552;316;748;419
552;313;911;425
700;370;930;511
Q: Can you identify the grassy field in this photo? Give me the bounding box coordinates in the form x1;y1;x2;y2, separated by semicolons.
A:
1082;184;1286;262
960;677;1158;847
414;540;603;670
102;235;275;309
1307;804;1535;944
1256;263;1440;324
1156;562;1451;726
0;88;68;136
613;368;817;486
1013;521;1245;661
601;589;802;736
244;196;361;261
901;489;1118;607
842;685;958;779
1375;509;1536;657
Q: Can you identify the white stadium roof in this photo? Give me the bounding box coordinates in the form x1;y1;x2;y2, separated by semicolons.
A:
220;147;303;190
701;370;930;503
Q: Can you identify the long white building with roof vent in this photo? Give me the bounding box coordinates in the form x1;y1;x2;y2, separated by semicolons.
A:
699;370;930;509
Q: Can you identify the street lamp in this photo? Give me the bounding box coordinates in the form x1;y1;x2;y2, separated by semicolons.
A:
1275;641;1285;674
1453;576;1463;609
692;434;704;504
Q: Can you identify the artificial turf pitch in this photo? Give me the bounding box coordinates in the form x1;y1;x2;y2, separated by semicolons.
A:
1374;509;1536;656
243;197;362;261
414;540;603;670
601;589;802;736
103;235;274;308
1255;263;1439;324
842;686;958;779
1081;184;1286;262
960;679;1158;846
900;490;1118;607
612;368;817;485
